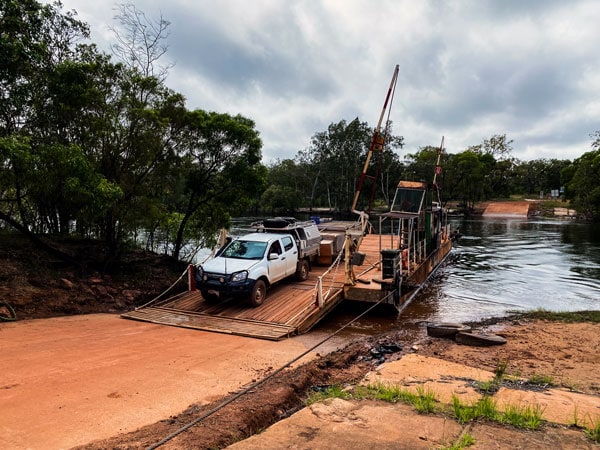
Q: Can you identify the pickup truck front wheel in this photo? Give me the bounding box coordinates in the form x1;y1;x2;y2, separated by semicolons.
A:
200;289;219;303
249;280;267;307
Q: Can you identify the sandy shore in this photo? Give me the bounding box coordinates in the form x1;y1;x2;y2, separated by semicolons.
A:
2;313;599;449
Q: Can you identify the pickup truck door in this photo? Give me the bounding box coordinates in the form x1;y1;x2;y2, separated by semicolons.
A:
280;235;298;276
267;238;287;282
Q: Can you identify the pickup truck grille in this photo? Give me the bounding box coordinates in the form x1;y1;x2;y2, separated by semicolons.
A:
204;272;230;283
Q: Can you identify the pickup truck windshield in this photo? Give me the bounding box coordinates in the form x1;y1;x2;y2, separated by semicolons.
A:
221;240;268;260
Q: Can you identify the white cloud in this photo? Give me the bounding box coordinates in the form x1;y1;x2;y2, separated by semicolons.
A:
47;0;600;162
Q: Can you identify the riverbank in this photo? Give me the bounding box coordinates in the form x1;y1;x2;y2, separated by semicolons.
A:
3;310;597;449
0;234;186;321
0;314;600;449
1;229;599;448
77;312;600;449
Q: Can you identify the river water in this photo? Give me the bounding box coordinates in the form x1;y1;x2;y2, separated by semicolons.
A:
300;217;600;347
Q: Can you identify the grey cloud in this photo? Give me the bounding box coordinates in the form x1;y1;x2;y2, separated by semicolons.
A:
53;0;600;161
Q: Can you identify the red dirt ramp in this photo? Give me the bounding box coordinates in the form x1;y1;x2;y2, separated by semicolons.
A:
483;201;530;217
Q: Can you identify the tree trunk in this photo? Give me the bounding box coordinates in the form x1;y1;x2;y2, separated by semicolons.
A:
0;211;81;267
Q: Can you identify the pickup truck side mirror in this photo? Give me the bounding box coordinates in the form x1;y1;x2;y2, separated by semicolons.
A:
268;253;279;260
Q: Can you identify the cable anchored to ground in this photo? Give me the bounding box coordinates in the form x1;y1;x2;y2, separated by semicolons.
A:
146;290;395;450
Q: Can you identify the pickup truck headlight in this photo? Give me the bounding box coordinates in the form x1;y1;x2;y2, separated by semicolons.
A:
231;270;248;283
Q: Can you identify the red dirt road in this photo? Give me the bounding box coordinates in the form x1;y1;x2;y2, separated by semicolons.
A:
0;314;315;449
482;201;531;217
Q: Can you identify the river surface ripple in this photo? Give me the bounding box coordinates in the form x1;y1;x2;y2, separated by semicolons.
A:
304;217;600;347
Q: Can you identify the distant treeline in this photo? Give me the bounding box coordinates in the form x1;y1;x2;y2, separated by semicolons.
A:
1;1;599;264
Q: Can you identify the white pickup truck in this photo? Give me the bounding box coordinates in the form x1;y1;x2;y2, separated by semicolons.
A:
195;219;321;307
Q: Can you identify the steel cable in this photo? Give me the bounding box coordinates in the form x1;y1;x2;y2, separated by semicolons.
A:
146;290;394;450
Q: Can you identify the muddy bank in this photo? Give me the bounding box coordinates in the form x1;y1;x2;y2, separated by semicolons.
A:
77;316;600;449
0;235;186;320
2;234;599;449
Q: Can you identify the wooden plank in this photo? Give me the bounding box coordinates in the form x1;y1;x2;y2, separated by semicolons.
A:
121;232;401;340
122;307;296;340
121;269;344;340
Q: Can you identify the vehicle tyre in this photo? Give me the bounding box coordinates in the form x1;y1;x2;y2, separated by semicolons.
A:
249;280;267;307
0;301;17;321
455;331;507;347
426;322;471;339
296;260;310;281
200;289;220;303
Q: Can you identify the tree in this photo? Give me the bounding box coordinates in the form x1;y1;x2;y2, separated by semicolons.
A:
264;159;308;212
472;134;516;199
109;2;173;81
482;134;514;161
0;0;90;136
298;118;403;211
404;146;441;182
0;0;95;235
514;159;571;196
591;131;600;151
564;145;600;220
168;110;264;260
260;185;302;215
0;0;271;265
450;150;486;209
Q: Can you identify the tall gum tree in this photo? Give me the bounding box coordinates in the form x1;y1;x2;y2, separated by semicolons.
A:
169;110;264;260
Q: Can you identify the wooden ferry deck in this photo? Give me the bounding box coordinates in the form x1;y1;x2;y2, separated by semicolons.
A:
122;234;395;340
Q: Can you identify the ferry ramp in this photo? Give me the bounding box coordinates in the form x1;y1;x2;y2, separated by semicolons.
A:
121;264;346;341
121;234;391;340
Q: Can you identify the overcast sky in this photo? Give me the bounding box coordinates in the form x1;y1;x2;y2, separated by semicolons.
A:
51;0;600;163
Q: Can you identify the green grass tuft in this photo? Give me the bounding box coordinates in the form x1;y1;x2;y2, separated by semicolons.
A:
501;402;545;430
413;386;437;414
476;359;508;394
517;309;600;323
451;394;498;423
441;432;476;450
474;396;498;420
305;385;350;405
358;383;438;413
527;374;555;387
586;417;600;443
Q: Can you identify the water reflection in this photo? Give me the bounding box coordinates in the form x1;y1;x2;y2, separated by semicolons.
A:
307;217;600;342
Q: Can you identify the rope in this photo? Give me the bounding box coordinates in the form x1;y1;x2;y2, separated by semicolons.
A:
323;250;343;300
0;301;17;321
134;267;189;311
138;232;226;311
311;247;344;305
146;290;395;450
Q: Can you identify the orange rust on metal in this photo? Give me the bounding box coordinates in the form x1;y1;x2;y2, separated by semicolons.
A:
372;135;385;151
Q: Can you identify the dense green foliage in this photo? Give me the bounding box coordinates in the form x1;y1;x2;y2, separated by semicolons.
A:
1;1;599;265
561;132;600;220
0;0;265;261
265;118;405;213
267;131;593;217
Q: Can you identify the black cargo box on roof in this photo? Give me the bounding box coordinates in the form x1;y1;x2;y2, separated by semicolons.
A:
262;217;297;228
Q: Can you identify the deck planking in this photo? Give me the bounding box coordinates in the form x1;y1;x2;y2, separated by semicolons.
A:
122;233;395;340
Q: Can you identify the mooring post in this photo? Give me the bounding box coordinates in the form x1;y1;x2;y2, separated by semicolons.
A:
316;276;323;307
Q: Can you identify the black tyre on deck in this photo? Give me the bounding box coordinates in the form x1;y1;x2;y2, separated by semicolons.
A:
0;301;17;321
249;280;267;307
200;289;220;303
296;260;310;281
